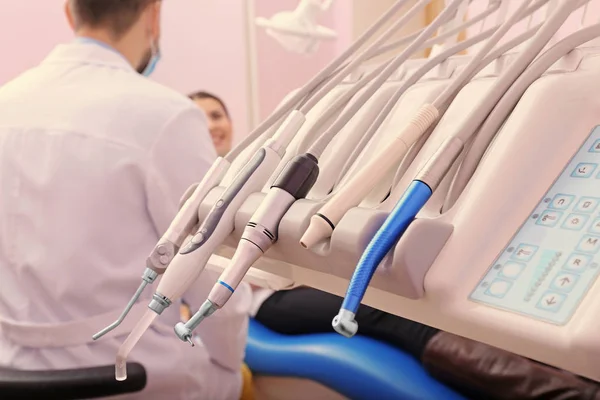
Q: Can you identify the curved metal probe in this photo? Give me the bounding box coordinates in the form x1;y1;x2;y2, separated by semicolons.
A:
93;269;158;340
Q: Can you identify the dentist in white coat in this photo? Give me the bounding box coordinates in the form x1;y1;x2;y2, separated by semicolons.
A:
0;0;252;399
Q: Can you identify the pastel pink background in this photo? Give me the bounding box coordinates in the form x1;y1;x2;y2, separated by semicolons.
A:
1;1;599;143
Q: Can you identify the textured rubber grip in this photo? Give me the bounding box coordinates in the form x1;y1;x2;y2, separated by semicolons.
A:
342;180;432;313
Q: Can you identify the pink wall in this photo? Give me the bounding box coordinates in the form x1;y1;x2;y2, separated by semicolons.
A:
0;1;72;83
152;0;249;142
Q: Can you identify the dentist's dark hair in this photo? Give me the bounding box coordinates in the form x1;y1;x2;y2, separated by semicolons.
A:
69;0;160;38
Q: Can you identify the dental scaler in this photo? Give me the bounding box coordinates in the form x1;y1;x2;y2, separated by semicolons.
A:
174;154;319;343
332;0;586;338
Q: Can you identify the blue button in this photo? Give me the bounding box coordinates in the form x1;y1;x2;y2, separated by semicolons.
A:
563;253;592;272
577;235;600;254
590;139;600;153
561;213;589;231
550;272;579;293
511;244;538;262
537;210;563;227
484;279;512;299
571;163;597;178
575;197;600;213
536;291;566;313
549;194;575;210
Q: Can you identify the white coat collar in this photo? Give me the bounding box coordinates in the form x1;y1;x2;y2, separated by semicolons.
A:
41;39;136;73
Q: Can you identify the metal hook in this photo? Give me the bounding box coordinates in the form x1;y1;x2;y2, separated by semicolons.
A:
92;268;157;340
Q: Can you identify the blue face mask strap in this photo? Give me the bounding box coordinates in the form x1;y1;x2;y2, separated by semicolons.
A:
142;49;161;77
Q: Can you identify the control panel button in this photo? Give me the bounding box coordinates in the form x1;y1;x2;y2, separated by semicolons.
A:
157;245;167;255
550;272;579;293
549;194;575;210
561;213;590;231
536;210;563;227
571;163;597;178
511;244;538;262
191;232;205;245
589;218;600;234
563;253;592;272
536;292;566;313
485;279;512;298
577;235;600;254
575;197;600;213
589;139;600;153
500;262;525;279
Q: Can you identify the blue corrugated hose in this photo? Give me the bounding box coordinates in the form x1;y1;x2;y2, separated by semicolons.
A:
341;180;433;313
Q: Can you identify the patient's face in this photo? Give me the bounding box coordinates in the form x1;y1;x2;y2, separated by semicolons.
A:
194;98;233;157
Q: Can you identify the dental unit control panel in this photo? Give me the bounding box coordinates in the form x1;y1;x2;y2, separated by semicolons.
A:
470;126;600;325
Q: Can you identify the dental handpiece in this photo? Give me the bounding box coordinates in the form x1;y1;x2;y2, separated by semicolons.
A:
332;0;586;338
332;140;462;338
174;153;319;344
92;158;230;340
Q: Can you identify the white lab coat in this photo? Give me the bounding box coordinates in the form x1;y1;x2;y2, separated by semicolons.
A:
0;41;252;400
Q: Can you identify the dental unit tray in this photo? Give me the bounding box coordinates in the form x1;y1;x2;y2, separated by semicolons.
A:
201;42;600;381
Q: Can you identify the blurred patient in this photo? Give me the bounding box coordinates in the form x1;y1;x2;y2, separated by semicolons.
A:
189;91;233;157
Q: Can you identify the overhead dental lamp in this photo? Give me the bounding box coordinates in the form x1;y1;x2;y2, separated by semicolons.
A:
255;0;338;55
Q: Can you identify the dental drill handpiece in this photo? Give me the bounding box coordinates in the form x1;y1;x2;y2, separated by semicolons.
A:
92;158;230;340
331;0;586;339
174;154;319;344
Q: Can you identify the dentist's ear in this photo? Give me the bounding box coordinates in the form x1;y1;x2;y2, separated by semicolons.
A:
148;0;162;42
65;0;77;31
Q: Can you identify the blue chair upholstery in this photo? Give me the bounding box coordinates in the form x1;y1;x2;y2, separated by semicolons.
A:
245;319;466;400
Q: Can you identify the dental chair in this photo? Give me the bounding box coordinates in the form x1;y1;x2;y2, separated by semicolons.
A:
245;318;466;400
0;363;146;400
